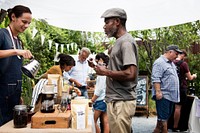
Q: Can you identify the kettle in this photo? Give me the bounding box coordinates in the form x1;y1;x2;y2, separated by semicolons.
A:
21;59;40;79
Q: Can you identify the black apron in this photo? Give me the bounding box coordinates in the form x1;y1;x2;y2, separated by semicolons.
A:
0;29;23;126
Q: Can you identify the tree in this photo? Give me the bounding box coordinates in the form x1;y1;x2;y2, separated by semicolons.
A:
130;20;200;95
1;15;200;104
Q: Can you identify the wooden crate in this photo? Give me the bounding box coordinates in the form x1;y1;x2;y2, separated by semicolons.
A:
31;108;71;128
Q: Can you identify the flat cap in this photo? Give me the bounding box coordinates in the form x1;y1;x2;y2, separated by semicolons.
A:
166;45;182;53
101;8;127;19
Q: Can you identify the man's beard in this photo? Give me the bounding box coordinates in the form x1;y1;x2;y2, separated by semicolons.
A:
107;26;118;38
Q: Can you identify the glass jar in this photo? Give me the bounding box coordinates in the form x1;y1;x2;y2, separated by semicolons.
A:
13;105;28;128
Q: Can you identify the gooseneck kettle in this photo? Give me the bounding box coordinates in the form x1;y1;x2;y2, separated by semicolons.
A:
21;57;40;79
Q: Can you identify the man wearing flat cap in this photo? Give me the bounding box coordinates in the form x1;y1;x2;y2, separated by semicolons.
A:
151;45;182;133
94;8;138;133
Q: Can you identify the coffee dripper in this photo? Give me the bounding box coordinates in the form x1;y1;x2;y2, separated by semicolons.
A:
40;84;55;113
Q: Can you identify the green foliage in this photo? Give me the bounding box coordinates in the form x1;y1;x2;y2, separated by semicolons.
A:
188;52;200;95
1;15;200;104
148;92;156;115
129;21;200;97
21;76;33;105
0;17;9;28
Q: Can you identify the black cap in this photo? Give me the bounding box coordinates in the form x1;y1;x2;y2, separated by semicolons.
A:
166;45;182;53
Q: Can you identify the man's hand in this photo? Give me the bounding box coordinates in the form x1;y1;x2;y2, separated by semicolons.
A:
94;65;107;76
156;90;162;100
75;82;82;88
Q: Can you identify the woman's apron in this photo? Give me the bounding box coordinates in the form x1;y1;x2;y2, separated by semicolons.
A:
0;28;23;126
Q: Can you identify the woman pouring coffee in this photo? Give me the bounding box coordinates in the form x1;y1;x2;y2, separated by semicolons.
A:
0;5;33;126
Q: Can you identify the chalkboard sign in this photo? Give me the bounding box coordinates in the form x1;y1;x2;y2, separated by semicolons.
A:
136;76;148;106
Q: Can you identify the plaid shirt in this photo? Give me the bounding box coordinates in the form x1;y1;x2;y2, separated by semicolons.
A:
151;55;180;103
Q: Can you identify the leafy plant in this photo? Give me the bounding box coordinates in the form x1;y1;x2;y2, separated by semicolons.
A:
1;15;200;105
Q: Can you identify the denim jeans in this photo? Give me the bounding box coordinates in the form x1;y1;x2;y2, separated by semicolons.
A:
93;100;107;112
155;97;174;121
78;86;88;99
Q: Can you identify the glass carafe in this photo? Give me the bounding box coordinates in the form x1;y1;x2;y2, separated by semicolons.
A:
40;93;55;113
59;91;68;113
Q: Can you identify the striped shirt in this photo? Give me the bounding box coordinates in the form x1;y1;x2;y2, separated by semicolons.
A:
151;55;180;103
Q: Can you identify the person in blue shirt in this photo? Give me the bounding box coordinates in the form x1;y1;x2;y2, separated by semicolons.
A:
151;45;182;133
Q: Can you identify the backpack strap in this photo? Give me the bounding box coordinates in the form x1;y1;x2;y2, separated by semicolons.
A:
175;60;184;86
176;60;183;66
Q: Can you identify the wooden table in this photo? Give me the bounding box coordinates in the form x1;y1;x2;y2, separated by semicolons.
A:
0;120;92;133
0;106;93;133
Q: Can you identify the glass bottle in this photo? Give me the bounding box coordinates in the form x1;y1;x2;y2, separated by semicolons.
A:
70;82;77;99
63;79;70;93
192;82;195;96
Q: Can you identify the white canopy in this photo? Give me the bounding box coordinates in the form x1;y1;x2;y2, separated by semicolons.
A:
1;0;200;32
